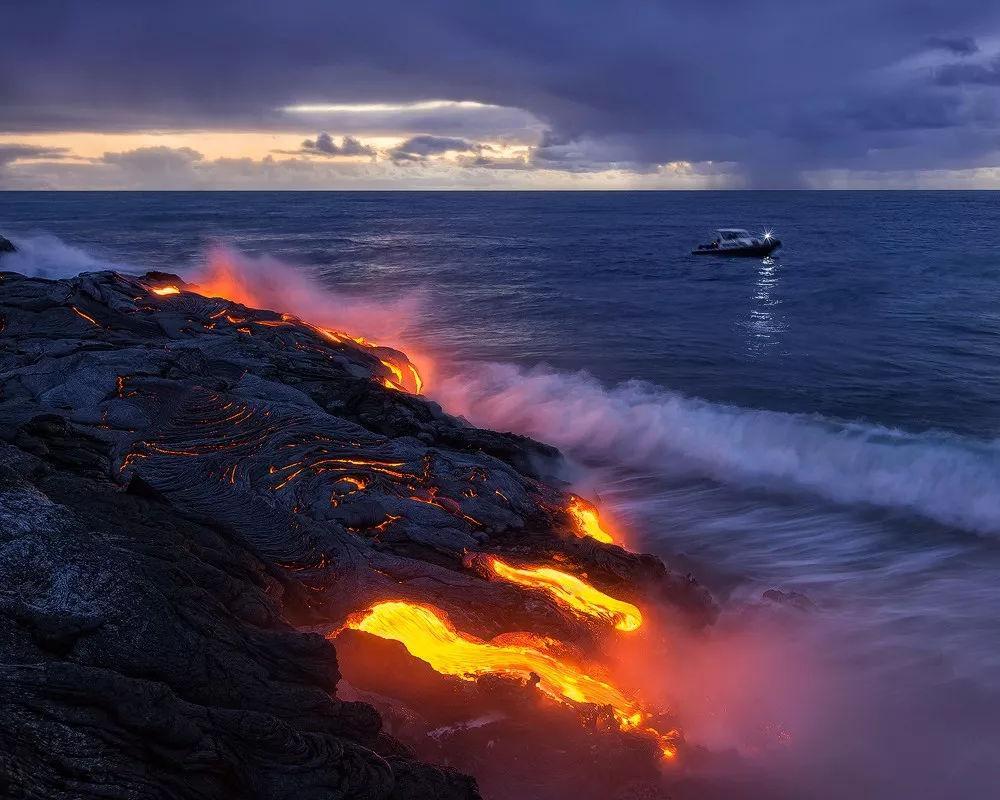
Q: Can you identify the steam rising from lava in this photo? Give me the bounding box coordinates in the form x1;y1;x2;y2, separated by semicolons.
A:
187;246;431;381
184;247;427;394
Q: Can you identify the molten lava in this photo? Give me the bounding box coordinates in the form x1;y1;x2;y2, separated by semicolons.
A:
567;496;615;544
379;359;405;384
342;601;677;757
71;306;100;327
488;557;642;632
151;285;180;295
408;363;424;394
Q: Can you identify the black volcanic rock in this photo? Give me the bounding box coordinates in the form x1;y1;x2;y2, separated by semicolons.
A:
0;443;477;800
0;270;716;800
0;235;15;253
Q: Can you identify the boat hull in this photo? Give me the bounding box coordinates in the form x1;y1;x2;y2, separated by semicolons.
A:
691;239;781;257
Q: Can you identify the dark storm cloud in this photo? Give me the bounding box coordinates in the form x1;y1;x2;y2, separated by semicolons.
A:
301;133;376;156
3;0;1000;184
849;91;965;132
924;36;980;56
934;55;1000;86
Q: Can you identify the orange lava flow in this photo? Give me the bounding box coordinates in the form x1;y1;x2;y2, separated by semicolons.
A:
373;356;424;395
342;601;677;758
567;496;615;544
151;285;180;295
380;359;405;384
488;557;642;632
408;364;424;394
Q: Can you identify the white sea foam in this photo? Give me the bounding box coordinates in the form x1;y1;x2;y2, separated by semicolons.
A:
433;362;1000;534
1;233;135;278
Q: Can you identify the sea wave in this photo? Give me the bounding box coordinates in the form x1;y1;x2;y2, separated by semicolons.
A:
1;233;135;278
433;362;1000;534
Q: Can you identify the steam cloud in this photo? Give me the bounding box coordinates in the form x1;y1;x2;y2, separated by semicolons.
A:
186;246;424;346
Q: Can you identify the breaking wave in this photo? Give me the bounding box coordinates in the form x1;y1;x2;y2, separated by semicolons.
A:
1;233;135;278
433;362;1000;534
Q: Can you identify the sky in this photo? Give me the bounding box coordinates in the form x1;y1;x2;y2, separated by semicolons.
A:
3;1;1000;190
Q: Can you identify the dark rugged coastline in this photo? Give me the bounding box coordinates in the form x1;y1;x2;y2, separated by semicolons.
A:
0;268;715;800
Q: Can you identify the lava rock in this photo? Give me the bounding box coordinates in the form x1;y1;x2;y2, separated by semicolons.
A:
0;269;716;799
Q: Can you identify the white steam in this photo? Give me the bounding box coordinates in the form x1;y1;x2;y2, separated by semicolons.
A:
186;246;426;345
1;235;424;346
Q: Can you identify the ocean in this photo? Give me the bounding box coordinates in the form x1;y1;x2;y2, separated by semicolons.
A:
3;190;999;798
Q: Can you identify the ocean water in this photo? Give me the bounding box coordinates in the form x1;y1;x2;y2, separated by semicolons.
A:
3;191;999;798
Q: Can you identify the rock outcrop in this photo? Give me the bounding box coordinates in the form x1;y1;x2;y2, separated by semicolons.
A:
0;269;716;800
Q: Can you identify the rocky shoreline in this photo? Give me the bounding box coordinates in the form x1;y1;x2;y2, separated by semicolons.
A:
0;268;715;799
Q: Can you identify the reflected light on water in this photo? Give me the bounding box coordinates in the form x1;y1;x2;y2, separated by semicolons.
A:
745;257;786;357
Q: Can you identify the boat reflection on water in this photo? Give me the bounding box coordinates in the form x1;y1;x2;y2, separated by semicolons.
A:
745;256;786;358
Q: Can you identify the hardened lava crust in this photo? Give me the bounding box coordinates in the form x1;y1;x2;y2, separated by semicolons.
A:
0;268;715;800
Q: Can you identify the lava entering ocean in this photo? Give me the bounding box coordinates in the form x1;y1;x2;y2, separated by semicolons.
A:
340;601;678;758
136;261;685;776
567;495;616;543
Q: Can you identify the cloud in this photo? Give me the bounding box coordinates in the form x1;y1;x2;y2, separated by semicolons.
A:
301;133;376;157
924;36;980;56
0;143;68;166
849;90;964;132
102;145;203;169
455;153;531;170
3;2;1000;185
97;146;204;188
389;135;479;161
0;142;741;190
934;55;1000;86
0;143;71;189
